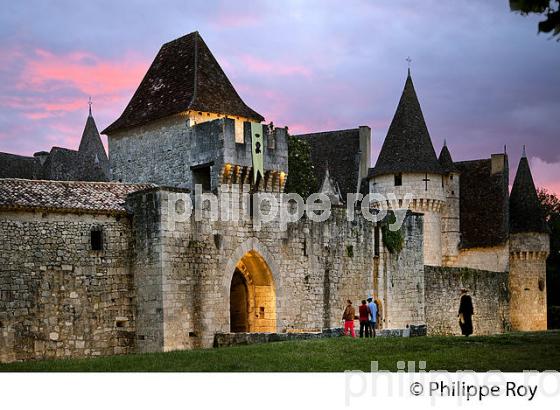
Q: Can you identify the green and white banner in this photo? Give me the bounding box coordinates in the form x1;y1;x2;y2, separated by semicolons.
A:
251;122;264;185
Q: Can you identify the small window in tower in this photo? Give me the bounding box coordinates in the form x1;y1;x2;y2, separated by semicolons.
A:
450;174;454;180
374;226;380;257
234;120;244;144
442;175;444;188
91;227;103;251
394;173;402;186
192;163;212;192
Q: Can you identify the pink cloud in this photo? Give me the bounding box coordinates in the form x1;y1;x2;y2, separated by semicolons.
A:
529;156;560;196
240;54;311;77
18;48;147;96
210;12;260;29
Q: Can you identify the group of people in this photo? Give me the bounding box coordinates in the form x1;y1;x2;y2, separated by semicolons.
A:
342;296;380;338
341;288;475;338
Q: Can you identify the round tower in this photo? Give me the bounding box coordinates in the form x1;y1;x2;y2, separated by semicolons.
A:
508;147;549;331
369;71;445;266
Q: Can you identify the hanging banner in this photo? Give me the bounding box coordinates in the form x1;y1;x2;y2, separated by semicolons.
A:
251;122;264;185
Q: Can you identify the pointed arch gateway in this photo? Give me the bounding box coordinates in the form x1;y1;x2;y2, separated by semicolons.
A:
224;239;281;333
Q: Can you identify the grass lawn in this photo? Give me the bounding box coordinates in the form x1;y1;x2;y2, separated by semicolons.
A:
1;330;559;372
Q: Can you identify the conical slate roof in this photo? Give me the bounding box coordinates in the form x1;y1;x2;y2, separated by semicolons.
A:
79;112;108;162
509;152;548;234
438;142;458;173
103;31;264;134
370;72;443;177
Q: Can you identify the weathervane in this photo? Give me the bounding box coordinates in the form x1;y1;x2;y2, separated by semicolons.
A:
406;56;412;75
88;96;93;116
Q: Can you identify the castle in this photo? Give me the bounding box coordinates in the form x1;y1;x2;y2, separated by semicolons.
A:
0;32;549;362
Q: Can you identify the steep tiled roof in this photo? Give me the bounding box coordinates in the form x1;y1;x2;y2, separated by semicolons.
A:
103;31;264;134
42;147;108;182
295;128;361;198
509;155;548;233
438;143;458;173
455;158;509;248
0;113;109;182
78;113;110;177
0;179;155;215
0;153;42;179
369;72;443;177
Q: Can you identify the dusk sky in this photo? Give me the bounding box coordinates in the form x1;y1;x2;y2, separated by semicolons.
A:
1;1;559;193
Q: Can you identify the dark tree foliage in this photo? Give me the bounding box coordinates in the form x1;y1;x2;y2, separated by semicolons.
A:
537;187;560;323
381;211;404;254
510;0;560;39
284;133;317;199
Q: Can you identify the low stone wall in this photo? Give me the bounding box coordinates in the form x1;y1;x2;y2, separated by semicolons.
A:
0;211;135;362
424;266;510;335
213;325;427;348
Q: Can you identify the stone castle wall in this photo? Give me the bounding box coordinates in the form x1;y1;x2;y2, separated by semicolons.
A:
452;245;509;272
109;117;288;190
424;265;510;335
126;187;384;351
375;213;425;329
0;211;135;362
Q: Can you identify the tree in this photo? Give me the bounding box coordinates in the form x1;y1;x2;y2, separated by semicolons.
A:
284;133;317;199
537;187;560;220
510;0;560;40
537;187;560;327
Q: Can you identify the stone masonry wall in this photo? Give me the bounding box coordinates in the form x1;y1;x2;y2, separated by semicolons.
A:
109;116;288;190
452;245;509;272
370;172;445;266
127;187;378;351
0;211;135;362
424;265;510;335
376;213;425;329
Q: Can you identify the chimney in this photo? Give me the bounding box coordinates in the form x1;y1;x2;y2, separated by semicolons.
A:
491;153;507;175
33;151;50;166
358;126;371;180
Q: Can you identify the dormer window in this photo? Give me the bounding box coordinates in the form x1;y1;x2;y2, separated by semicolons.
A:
394;173;402;186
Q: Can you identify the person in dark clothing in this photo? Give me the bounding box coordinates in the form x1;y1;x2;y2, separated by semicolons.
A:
458;288;474;336
358;300;371;338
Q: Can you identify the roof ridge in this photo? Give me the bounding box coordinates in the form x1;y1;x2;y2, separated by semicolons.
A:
188;31;199;110
453;158;491;165
0;178;155;187
0;152;35;159
296;128;360;137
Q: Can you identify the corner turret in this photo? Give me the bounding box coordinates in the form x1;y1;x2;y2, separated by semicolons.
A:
508;147;549;331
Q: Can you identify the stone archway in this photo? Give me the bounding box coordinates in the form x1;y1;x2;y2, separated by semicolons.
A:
229;250;276;333
224;238;282;333
230;269;250;332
